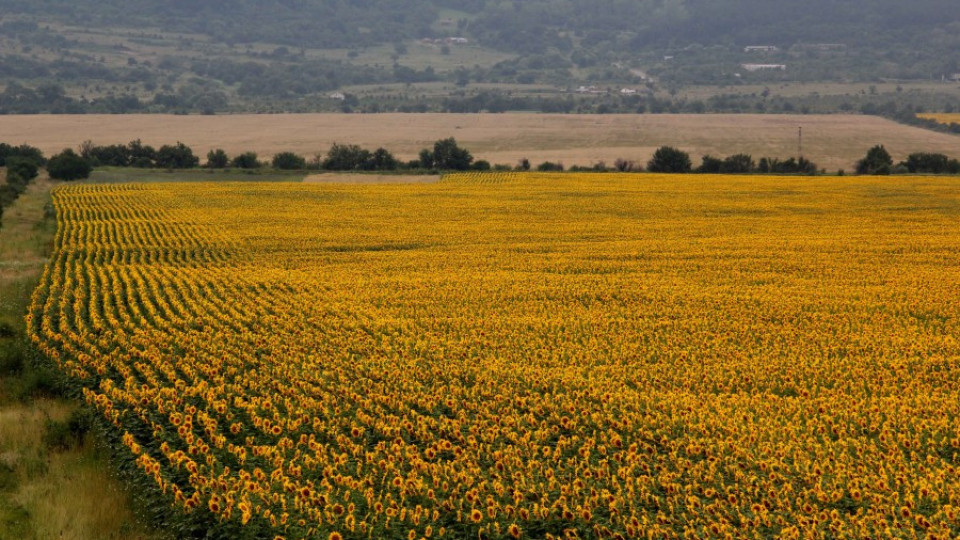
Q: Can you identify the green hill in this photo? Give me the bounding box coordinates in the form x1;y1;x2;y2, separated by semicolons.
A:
1;0;959;114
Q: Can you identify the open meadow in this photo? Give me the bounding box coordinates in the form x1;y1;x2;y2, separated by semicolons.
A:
27;172;960;539
3;114;960;172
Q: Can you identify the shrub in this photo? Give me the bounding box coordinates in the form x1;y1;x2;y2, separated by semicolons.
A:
5;156;39;182
231;152;261;169
647;146;692;173
536;161;564;172
155;142;199;169
431;138;472;170
0;143;45;167
47;149;92;180
323;144;372;171
80;141;131;167
758;156;819;175
904;152;950;174
856;145;893;175
0;339;25;376
43;409;91;451
613;158;639;172
206;149;229;168
272;151;307;170
697;155;723;174
720;154;755;174
369;148;398;171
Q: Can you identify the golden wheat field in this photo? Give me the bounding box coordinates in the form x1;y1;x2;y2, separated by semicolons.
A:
917;113;960;125
29;173;960;539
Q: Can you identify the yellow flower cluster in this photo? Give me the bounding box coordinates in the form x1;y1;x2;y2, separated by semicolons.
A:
28;174;960;539
916;113;960;125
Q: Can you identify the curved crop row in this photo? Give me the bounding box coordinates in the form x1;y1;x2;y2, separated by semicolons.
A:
29;175;960;539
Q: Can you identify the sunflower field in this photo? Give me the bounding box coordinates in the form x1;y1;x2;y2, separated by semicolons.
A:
28;173;960;539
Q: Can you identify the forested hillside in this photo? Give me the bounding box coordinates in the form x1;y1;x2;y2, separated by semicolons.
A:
5;0;957;55
1;0;959;114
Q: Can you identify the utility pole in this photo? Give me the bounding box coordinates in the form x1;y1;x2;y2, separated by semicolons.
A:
798;126;803;160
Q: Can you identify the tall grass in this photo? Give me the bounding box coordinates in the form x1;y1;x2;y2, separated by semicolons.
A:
0;176;166;540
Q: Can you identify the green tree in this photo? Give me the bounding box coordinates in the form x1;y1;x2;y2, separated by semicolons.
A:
369;148;398;171
207;149;229;168
155;142;199;169
47;149;92;180
417;149;434;170
4;157;39;181
904;152;949;174
322;144;372;171
720;154;755;174
272;152;307;170
856;145;893;175
647;146;692;173
431;138;472;170
231;152;261;169
0;143;45;167
697;155;723;174
127;139;157;168
536;161;564;172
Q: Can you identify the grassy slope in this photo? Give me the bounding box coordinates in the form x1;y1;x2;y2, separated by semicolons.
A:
0;176;166;540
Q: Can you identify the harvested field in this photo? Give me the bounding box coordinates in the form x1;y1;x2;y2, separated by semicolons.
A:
2;114;958;171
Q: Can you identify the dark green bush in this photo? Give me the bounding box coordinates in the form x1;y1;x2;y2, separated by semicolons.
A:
47;149;92;180
231;151;261;169
271;151;307;170
43;409;91;451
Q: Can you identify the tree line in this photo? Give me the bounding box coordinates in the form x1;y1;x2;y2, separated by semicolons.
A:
79;138;484;173
9;139;960;188
855;145;960;175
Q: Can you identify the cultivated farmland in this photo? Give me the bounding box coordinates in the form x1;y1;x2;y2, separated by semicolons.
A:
917;113;960;126
4;114;960;172
30;174;960;539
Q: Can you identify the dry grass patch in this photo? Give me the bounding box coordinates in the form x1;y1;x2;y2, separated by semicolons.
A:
0;175;166;540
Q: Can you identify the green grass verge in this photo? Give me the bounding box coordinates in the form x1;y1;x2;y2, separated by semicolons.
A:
89;167;309;183
0;175;168;540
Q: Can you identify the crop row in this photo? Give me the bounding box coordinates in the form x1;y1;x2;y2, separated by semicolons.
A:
29;174;960;539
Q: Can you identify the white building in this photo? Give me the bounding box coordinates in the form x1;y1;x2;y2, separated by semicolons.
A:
745;45;779;53
741;63;786;72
